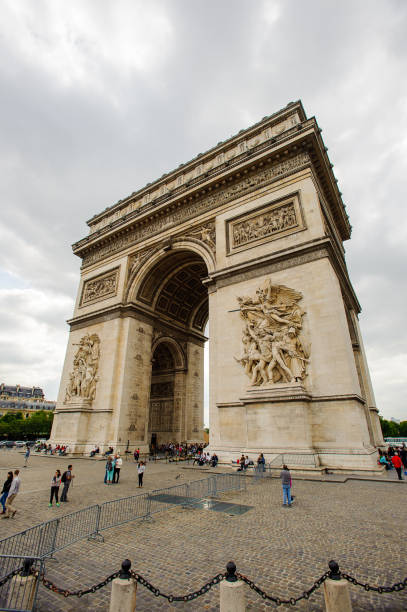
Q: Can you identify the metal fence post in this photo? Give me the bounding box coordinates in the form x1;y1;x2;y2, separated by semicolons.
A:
212;475;218;498
44;519;59;560
89;505;104;542
183;483;190;509
144;494;152;522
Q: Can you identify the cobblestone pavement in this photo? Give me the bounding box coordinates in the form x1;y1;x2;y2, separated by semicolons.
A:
0;450;406;611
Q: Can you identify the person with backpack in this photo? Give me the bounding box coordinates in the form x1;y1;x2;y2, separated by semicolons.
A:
49;470;61;507
60;465;74;502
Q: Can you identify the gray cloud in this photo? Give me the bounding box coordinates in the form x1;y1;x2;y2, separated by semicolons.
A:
0;0;406;420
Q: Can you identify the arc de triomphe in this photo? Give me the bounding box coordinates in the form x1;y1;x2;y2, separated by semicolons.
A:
51;101;384;472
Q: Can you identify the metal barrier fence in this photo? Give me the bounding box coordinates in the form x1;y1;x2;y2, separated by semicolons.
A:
268;453;318;468
0;556;43;612
98;493;150;531
0;473;245;562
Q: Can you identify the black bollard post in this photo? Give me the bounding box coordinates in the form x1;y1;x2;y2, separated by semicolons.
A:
109;559;137;612
119;559;132;580
20;558;34;577
328;560;341;580
221;561;245;610
225;561;238;582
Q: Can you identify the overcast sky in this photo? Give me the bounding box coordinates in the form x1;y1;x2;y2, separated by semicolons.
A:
0;0;406;424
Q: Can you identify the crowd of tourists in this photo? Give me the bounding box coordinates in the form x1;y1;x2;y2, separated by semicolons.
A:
35;442;69;456
378;446;407;479
192;450;218;467
151;442;208;458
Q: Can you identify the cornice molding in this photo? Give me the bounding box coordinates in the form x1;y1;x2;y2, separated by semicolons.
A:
72;106;350;267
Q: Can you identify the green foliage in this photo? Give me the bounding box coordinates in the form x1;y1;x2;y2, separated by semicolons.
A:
379;416;407;439
204;427;209;434
0;411;54;439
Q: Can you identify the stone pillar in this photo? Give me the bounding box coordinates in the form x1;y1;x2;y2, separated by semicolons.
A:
109;560;137;612
6;561;37;611
220;562;246;612
220;580;246;612
323;562;352;612
184;341;205;441
350;310;385;447
323;579;352;612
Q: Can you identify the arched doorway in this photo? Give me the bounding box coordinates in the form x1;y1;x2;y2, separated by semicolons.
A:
133;248;210;449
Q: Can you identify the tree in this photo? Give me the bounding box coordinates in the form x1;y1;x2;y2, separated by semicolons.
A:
0;410;53;439
379;417;400;438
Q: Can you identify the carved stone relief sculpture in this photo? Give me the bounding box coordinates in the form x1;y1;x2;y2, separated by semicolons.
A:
235;280;309;386
80;269;119;306
184;220;216;256
64;334;101;403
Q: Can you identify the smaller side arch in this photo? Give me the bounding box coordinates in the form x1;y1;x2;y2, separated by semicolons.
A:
151;336;187;371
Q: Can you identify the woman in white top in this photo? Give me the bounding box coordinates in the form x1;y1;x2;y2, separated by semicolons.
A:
49;469;61;507
138;462;145;487
113;454;123;483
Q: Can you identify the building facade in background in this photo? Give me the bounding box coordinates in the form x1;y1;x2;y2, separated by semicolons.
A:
51;101;384;472
0;384;55;418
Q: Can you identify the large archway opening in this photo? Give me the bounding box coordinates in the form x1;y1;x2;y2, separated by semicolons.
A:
134;248;210;449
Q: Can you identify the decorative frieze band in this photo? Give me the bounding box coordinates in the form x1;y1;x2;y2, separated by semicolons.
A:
82;151;310;268
80;267;119;306
226;192;305;254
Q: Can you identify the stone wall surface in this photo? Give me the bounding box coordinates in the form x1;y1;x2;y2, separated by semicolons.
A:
51;102;382;471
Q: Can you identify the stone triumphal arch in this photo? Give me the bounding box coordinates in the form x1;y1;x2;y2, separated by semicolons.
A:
51;101;384;471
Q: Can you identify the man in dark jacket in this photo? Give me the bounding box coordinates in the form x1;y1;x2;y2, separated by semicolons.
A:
0;472;13;514
60;465;74;501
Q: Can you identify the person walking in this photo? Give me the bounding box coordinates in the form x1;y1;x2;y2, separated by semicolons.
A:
60;465;74;502
49;470;61;507
400;446;407;474
23;445;30;468
257;453;266;472
280;464;293;507
105;457;114;484
0;472;13;514
113;454;122;483
138;461;145;487
3;470;21;518
391;453;403;480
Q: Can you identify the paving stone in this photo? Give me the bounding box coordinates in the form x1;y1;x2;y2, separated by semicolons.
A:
0;451;406;610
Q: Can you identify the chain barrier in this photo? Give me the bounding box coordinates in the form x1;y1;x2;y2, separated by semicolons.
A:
0;565;25;588
40;570;120;598
236;571;329;606
130;570;225;602
341;573;407;594
35;564;407;604
39;569;225;601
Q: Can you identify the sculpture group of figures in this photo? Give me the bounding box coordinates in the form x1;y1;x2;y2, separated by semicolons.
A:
236;280;309;386
64;334;100;402
232;202;297;247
